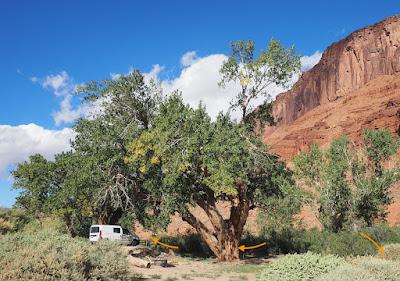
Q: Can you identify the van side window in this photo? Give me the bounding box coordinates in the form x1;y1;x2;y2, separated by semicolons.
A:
123;228;130;235
113;227;121;233
90;226;99;233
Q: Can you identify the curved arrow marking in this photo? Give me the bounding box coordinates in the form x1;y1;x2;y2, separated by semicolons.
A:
239;242;267;252
359;232;384;254
151;237;179;249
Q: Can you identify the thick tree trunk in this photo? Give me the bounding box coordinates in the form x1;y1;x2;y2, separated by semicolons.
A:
182;185;250;262
63;213;77;237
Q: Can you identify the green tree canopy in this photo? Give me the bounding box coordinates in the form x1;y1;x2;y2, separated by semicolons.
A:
125;93;303;261
293;129;400;231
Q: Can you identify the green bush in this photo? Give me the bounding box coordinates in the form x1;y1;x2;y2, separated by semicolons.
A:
21;216;67;235
262;225;400;257
258;252;345;281
0;208;30;234
0;231;139;281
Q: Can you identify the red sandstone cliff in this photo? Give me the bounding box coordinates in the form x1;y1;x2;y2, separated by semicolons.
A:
265;15;400;142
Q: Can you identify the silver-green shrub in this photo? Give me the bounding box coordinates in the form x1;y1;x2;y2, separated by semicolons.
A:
258;252;345;281
0;231;138;281
317;256;400;281
380;243;400;261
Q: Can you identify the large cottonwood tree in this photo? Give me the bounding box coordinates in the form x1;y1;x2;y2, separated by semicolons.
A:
126;94;300;261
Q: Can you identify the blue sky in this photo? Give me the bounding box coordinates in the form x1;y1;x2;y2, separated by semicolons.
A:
1;0;399;207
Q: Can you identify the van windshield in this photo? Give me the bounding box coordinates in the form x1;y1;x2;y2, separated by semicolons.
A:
90;226;100;233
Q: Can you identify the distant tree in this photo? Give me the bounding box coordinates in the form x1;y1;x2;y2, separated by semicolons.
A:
293;138;352;232
293;129;400;231
219;39;301;126
13;154;55;219
351;129;400;226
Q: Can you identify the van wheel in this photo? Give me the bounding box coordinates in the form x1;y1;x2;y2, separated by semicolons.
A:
131;240;139;246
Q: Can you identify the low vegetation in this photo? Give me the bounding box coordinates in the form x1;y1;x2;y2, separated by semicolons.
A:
0;231;139;281
259;252;346;281
259;244;400;281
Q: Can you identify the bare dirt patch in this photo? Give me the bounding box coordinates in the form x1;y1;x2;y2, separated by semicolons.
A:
132;256;269;281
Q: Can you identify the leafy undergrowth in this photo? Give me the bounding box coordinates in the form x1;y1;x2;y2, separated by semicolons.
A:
0;231;140;281
258;243;400;281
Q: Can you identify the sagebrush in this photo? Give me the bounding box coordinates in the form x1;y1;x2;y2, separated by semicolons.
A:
0;231;138;281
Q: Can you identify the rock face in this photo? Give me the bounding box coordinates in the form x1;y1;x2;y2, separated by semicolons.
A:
262;16;400;228
266;15;400;136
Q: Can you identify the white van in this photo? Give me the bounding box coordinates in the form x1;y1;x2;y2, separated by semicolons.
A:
89;225;140;246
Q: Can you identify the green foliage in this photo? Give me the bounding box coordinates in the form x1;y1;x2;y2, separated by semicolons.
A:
258;225;400;257
258;252;345;281
21;215;67;235
12;154;55;216
293;129;400;231
0;208;30;234
363;129;400;168
219;39;301;123
0;231;138;281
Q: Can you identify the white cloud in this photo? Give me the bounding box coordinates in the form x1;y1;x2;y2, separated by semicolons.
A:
180;51;199;67
301;51;322;71
42;71;69;95
0;124;75;176
32;71;92;126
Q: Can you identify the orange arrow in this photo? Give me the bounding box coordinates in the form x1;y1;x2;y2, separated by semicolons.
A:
151;237;179;250
239;242;267;252
359;232;384;254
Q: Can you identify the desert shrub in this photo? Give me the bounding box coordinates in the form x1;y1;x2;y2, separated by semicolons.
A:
21;215;67;234
0;231;138;281
0;208;30;234
317;256;400;281
258;252;345;281
258;227;310;255
306;230;377;257
380;243;400;261
264;225;400;257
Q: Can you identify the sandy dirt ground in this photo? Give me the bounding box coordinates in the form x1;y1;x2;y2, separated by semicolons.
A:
132;255;269;281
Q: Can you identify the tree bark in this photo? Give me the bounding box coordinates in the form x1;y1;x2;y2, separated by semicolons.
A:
182;185;250;262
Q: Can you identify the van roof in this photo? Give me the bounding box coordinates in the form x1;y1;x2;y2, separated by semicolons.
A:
90;225;122;227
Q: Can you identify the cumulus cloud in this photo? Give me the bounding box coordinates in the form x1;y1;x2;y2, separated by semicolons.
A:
0;124;75;175
301;51;322;71
32;71;93;126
